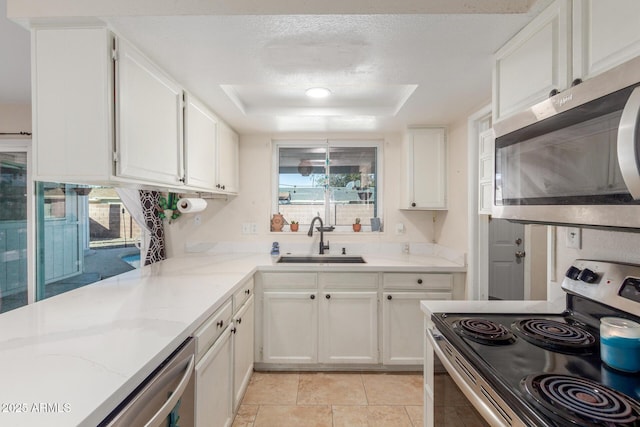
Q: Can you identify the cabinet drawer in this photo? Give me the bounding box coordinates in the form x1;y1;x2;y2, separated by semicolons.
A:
383;273;453;290
194;298;233;361
262;272;317;290
233;277;255;312
319;272;378;289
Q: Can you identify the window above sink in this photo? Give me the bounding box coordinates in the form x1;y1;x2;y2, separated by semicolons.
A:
272;139;384;233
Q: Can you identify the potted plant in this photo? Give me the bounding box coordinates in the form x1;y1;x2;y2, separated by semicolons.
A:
290;221;299;232
352;218;361;232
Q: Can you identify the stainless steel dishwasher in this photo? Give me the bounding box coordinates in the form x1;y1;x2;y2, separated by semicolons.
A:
99;337;196;427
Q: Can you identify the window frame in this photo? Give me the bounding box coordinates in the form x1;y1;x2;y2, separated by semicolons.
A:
272;139;384;232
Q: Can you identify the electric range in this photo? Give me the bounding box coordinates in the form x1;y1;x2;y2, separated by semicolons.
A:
426;260;640;426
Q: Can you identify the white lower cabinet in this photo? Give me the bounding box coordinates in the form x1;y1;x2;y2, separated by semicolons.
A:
320;291;378;364
233;295;254;411
195;324;233;427
263;291;319;364
382;292;449;365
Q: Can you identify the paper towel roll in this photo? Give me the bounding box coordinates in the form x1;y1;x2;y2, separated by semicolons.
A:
177;198;207;213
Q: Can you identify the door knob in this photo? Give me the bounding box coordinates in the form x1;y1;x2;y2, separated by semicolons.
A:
515;251;526;259
515;238;522;245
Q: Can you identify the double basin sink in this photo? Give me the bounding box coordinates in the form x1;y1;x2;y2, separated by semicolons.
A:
277;255;366;264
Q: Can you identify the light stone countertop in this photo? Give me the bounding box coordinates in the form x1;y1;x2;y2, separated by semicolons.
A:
0;251;465;427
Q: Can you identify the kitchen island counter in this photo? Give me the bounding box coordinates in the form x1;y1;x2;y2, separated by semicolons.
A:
0;251;464;427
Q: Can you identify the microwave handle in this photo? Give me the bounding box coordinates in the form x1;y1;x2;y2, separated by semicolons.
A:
618;86;640;199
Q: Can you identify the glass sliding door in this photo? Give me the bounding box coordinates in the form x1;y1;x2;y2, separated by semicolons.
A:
0;150;29;313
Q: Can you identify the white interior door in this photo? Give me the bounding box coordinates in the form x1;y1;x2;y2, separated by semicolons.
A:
488;218;525;300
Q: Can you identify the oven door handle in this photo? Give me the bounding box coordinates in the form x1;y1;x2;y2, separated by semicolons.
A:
618;86;640;200
145;354;195;427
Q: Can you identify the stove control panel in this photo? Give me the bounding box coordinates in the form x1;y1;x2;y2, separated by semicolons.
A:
562;260;640;314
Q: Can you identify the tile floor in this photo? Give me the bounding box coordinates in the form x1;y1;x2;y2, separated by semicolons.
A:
232;371;489;427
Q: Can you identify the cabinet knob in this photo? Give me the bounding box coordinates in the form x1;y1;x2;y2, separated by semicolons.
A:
231;327;237;334
245;289;250;295
179;177;185;183
222;185;226;190
310;294;315;300
411;202;416;207
417;278;423;284
325;294;331;299
548;88;559;98
216;320;224;328
387;295;392;300
216;184;221;188
236;317;242;324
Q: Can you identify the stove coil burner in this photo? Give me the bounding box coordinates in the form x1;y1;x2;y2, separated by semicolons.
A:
453;318;515;345
522;374;640;426
512;319;596;353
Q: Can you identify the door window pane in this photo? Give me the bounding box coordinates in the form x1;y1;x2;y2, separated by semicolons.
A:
36;184;142;301
0;152;28;313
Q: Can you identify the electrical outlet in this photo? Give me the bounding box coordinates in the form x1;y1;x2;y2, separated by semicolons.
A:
395;223;405;234
250;223;257;234
242;223;251;234
566;227;581;249
194;215;202;226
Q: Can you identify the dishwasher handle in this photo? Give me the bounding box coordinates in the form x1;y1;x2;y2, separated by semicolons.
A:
145;354;195;427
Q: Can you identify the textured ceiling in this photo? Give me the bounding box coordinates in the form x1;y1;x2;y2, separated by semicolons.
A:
3;0;551;133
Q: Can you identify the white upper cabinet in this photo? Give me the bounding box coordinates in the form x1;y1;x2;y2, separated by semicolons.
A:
32;26;237;195
493;0;571;122
217;121;239;194
184;94;218;190
402;127;447;210
572;0;640;80
494;0;640;123
115;38;184;186
33;28;114;184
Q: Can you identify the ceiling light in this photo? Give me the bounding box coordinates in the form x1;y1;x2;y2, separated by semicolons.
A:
305;87;331;98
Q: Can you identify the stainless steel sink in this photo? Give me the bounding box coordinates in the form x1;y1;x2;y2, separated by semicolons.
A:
277;256;366;264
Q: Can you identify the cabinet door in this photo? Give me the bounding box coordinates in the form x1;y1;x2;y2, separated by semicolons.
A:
573;0;640;80
320;291;378;364
493;0;570;121
263;291;318;364
217;121;239;193
405;128;447;210
382;292;449;365
233;296;254;411
116;38;184;185
185;94;217;190
478;129;495;215
195;327;233;427
33;28;113;182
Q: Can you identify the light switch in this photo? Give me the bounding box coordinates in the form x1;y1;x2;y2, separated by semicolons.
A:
395;223;405;234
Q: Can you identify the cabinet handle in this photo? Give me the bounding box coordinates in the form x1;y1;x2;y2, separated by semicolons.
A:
231;327;237;334
417;279;423;284
310;294;315;300
411;202;416;207
216;320;224;328
244;289;250;295
387;295;392;300
325;294;331;299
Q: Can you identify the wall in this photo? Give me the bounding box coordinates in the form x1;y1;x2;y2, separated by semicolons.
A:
166;129;469;257
549;227;640;301
0;104;31;134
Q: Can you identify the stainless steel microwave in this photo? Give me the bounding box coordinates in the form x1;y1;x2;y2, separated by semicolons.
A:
492;55;640;230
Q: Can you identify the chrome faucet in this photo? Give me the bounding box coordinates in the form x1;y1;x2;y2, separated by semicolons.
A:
308;216;330;255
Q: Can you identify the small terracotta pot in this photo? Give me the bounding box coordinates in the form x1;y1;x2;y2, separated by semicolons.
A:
290;223;299;232
353;223;361;232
